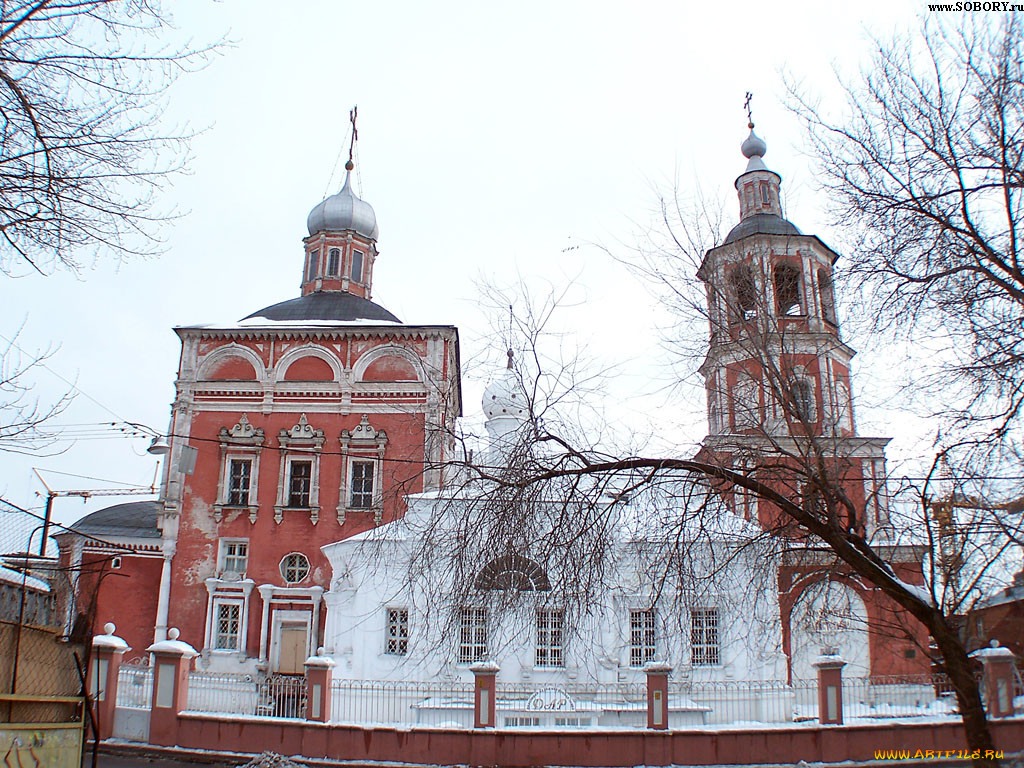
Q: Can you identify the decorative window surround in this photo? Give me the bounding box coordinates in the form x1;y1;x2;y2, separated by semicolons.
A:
203;577;256;659
275;414;325;525
338;414;388;526
256;584;325;667
215;414;265;524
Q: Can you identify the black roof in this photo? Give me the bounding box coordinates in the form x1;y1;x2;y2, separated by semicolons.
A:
242;291;401;324
723;213;802;244
69;501;161;539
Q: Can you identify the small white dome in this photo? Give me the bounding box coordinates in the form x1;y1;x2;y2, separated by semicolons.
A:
306;172;379;239
482;359;528;422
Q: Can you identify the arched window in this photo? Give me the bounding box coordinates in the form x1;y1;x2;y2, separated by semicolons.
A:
728;264;757;322
732;374;760;430
818;269;836;324
474;555;550;591
774;263;802;316
790;378;815;423
327;248;341;276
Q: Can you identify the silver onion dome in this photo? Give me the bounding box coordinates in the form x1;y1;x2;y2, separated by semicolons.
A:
740;126;770;174
306;171;379;239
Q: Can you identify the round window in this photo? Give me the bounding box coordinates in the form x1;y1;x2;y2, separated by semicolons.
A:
280;553;310;584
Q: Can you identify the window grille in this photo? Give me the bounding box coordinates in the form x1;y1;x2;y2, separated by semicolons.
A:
227;458;252;506
535;609;564;667
629;609;656;667
385;608;409;655
458;607;487;663
215;603;241;650
350;460;374;509
691;608;720;666
288;460;312;507
280;553;310;584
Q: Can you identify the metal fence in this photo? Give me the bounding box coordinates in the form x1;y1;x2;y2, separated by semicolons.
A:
184;671;306;719
330;679;476;728
116;661;153;709
146;671;964;729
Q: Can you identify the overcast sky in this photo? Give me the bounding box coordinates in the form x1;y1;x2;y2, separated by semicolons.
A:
2;0;948;536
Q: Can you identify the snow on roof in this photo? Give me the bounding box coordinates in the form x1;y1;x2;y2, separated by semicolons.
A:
0;564;49;592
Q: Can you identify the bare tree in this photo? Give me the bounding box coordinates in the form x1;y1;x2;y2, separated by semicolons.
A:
0;326;71;453
787;15;1024;449
0;0;217;274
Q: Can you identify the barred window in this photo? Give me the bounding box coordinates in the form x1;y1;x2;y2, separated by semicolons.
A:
535;609;564;668
214;603;241;650
280;552;310;584
227;458;252;506
691;608;720;666
385;608;409;655
288;460;312;507
629;609;656;667
458;607;487;663
350;460;374;509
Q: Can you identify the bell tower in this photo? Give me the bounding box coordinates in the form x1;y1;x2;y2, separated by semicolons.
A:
697;116;890;537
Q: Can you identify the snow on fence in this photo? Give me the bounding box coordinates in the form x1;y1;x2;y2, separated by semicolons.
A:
131;669;959;729
184;671;306;719
116;662;152;709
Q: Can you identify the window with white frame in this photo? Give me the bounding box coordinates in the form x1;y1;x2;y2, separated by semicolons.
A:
351;250;364;282
535;609;564;667
287;459;313;507
214;601;242;650
280;552;310;584
385;608;409;655
218;539;248;576
691;608;720;666
629;609;656;667
458;607;487;663
227;458;253;506
349;460;375;509
306;250;319;282
327;248;340;276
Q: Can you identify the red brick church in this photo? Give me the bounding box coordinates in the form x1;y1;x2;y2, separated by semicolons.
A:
58;120;926;681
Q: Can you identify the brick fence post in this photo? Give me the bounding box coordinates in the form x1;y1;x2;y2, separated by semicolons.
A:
813;652;846;725
304;647;335;723
470;661;499;728
970;640;1018;717
644;661;672;730
145;628;198;746
90;622;129;741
